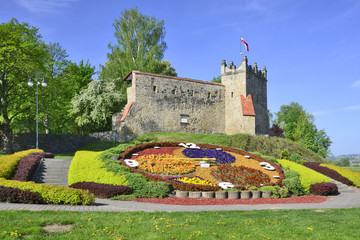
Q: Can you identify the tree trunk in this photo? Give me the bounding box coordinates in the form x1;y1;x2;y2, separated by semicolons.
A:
3;126;13;153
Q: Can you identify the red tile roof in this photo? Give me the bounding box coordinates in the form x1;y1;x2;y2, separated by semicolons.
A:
240;94;256;116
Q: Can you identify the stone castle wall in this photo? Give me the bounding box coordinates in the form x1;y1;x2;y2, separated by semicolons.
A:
114;73;226;136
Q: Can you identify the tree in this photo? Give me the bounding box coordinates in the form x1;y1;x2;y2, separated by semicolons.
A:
70;80;125;133
100;7;177;90
0;18;48;152
274;102;332;158
338;157;350;167
211;76;221;83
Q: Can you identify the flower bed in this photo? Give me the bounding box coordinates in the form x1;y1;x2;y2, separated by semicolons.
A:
211;164;271;186
320;164;360;187
182;148;235;164
169;176;216;186
136;154;195;175
119;142;285;192
69;182;132;198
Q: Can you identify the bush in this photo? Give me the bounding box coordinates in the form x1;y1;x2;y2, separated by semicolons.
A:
12;152;55;181
0;186;42;204
68;151;129;186
69;182;132;198
111;194;137;201
304;162;353;186
278;159;330;193
290;154;300;162
282;168;305;196
280;149;290;160
134;181;170;198
269;124;284;137
310;183;338;196
0;149;43;179
259;186;278;198
0;179;94;205
320;164;360;187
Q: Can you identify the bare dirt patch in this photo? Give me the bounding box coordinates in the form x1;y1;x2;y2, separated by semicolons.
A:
43;224;73;233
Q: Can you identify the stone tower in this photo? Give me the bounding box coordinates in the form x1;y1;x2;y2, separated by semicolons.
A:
221;56;269;135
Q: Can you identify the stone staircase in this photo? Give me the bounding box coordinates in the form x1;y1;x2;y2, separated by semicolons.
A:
331;179;357;193
32;158;72;187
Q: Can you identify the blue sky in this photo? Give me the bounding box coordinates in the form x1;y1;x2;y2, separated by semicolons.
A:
1;0;359;156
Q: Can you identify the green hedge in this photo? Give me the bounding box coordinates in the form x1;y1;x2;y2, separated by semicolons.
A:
321;164;360;187
68;151;129;186
0;149;43;179
278;159;330;193
0;178;94;205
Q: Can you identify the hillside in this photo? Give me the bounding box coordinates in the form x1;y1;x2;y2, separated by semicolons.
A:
130;132;327;162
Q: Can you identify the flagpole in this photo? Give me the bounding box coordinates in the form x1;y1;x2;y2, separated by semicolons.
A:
240;36;243;56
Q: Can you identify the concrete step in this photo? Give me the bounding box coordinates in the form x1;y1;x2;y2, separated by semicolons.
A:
32;158;72;187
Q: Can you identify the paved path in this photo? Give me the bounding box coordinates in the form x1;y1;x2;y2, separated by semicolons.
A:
0;192;359;212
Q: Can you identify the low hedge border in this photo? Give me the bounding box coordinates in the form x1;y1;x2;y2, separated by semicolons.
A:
278;159;330;193
310;182;338;196
119;142;285;191
0;185;42;204
0;149;43;179
69;182;133;198
0;178;95;205
12;152;55;182
304;162;353;186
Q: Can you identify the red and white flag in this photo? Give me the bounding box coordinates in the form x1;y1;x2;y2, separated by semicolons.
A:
241;37;249;52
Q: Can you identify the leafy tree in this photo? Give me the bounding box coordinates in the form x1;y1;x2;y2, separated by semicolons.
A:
274;102;332;158
100;7;177;90
70;80;125;133
211;76;221;83
337;157;350;167
0;18;48;152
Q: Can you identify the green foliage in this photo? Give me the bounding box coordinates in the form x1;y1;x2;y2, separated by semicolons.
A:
68;151;129;186
134;181;170;199
275;102;332;158
0;149;43;179
278;159;330;193
337;157;351;167
0;178;94;205
100;7;177;89
250;152;278;163
280;149;290;160
321;163;360;187
282;168;305;196
211;76;221;83
70;80;125;133
111;194;137;201
259;186;278;198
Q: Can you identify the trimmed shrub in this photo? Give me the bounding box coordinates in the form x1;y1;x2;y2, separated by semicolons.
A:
0;149;43;179
0;179;94;205
69;182;132;198
310;183;338;196
259;186;278;198
280;149;290;160
278;159;330;193
304;162;353;186
134;181;170;199
282;168;305;196
0;186;42;204
320;164;360;187
68;151;129;186
12;152;55;181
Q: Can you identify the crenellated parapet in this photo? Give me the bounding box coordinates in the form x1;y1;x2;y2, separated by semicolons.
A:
221;56;267;80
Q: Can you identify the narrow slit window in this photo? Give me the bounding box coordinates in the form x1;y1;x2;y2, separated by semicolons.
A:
153;86;157;92
207;92;211;99
231;92;234;98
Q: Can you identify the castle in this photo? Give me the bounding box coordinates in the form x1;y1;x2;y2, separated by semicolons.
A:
92;56;269;142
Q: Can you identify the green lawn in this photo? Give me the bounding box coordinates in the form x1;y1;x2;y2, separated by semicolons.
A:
55;140;120;159
345;167;360;173
0;208;359;239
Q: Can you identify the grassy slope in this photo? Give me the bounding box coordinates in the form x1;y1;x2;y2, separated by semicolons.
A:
137;132;326;162
345;167;360;173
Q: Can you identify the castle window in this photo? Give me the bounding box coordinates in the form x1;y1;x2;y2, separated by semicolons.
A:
207;92;211;99
180;114;190;124
231;92;234;98
153;86;157;92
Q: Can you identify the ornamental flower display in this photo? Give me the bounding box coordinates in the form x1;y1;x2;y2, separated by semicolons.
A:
211;164;271;186
136;154;195;175
169;176;217;186
182;148;235;164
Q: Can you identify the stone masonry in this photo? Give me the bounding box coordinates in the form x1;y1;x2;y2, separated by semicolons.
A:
92;56;269;141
